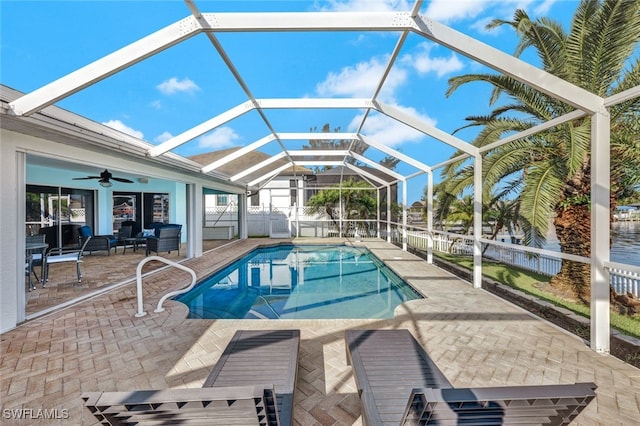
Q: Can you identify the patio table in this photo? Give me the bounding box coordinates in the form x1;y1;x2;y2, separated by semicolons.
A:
122;237;147;254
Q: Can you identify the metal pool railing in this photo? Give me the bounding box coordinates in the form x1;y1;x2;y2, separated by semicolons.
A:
134;256;197;317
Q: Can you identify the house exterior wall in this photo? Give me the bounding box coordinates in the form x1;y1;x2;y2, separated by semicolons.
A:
206;176;306;210
1;129;24;333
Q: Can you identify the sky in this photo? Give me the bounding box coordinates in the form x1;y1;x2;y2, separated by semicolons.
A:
1;0;580;203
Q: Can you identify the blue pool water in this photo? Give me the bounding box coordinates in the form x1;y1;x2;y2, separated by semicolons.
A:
176;245;423;319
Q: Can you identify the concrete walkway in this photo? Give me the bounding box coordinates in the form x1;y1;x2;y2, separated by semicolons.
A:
2;239;639;425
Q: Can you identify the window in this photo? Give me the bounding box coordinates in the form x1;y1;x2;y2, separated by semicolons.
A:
290;180;297;206
113;192;169;233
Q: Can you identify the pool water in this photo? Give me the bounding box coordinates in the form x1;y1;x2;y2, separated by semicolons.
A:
176;245;422;319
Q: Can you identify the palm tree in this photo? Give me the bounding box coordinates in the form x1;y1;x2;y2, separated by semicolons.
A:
439;0;640;303
306;178;377;234
440;195;475;235
484;197;522;246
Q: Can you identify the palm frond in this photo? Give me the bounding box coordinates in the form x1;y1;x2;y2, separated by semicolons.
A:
483;140;547;188
577;0;640;94
566;121;591;176
448;73;567;118
519;161;564;247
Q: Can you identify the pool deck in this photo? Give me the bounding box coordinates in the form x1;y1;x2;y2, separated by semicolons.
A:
2;238;640;425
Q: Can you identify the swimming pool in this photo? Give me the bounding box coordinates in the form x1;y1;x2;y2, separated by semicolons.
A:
176;244;423;319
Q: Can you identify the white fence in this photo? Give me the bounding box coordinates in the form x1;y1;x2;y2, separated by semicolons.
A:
401;228;639;298
205;206;379;239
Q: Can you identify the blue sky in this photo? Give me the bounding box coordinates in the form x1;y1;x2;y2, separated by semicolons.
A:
1;0;579;203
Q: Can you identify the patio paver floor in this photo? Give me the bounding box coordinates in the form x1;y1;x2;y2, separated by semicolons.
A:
3;238;640;425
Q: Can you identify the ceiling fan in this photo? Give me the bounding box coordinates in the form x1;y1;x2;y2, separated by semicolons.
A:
73;169;134;187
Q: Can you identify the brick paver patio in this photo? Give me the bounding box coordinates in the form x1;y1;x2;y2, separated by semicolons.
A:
3;239;639;425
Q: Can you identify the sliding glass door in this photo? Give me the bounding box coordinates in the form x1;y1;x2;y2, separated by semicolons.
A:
26;185;94;249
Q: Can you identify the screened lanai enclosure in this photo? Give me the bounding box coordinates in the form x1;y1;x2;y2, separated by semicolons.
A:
3;0;640;350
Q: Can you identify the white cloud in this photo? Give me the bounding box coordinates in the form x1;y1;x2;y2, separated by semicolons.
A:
424;0;488;23
350;105;435;148
154;131;173;143
156;77;200;95
317;0;412;12
315;55;407;102
402;42;464;78
533;0;558;15
197;127;240;150
149;100;162;110
425;0;556;24
102;120;144;139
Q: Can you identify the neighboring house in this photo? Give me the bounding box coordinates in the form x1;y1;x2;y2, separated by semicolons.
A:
408;201;425;224
189;149;314;210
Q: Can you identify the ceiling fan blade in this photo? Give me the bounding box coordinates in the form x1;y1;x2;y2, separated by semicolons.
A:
112;177;134;183
72;176;102;180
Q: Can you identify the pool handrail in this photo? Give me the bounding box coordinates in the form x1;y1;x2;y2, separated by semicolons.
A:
134;255;197;317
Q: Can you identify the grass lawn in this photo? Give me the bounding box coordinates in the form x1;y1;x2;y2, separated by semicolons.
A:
434;252;640;340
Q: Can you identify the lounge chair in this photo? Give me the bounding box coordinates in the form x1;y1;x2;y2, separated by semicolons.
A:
345;329;597;425
79;225;118;255
83;329;300;425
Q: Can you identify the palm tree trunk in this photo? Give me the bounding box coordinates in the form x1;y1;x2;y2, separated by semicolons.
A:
550;204;591;303
482;220;504;255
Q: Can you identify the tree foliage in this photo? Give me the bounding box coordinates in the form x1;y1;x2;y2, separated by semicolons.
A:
436;0;640;302
306;178;377;232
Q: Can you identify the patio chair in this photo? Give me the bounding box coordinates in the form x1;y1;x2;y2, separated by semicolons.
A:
145;224;181;256
78;225;118;255
26;234;47;283
44;237;92;283
120;220;141;237
82;329;300;426
345;329;597;426
116;225;132;251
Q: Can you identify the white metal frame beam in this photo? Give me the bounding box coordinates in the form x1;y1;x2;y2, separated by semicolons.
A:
9;16;201;116
230;152;287;182
373;101;477;155
344;163;389;187
148;101;254;157
350;152;405;182
10;11;601;119
359;135;431;173
590;106;611;353
202;135;274;173
186;0;297;175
